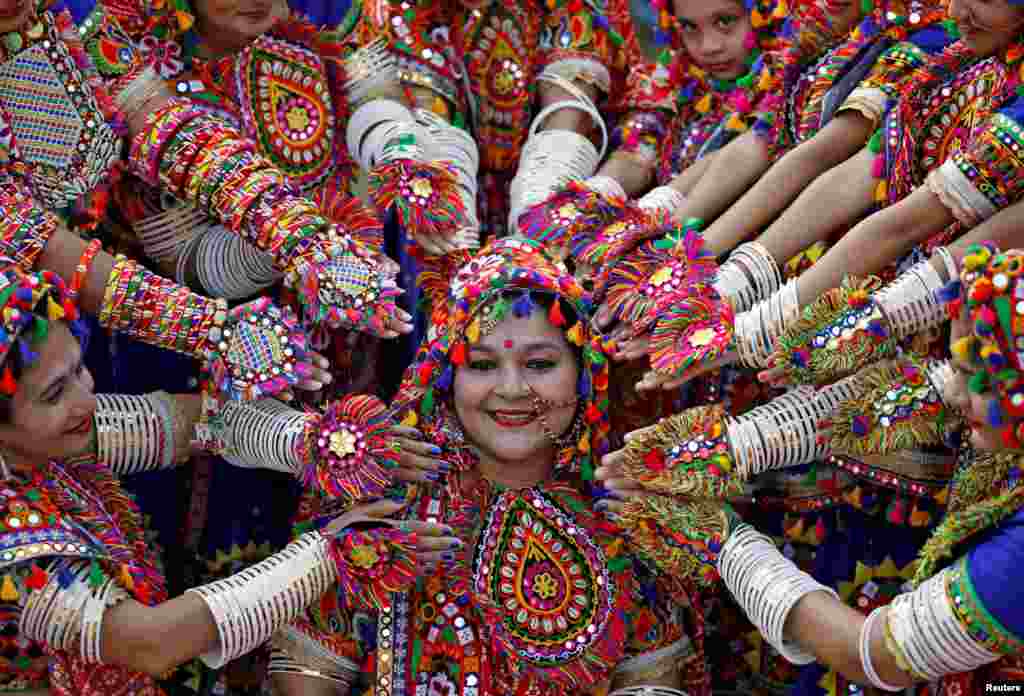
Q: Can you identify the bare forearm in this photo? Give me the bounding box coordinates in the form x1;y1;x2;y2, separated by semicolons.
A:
705;113;874;255
38;226;115;316
671;130;772;235
666;151;717;196
786;592;912;689
795;185;954;302
597;151;655;197
101;595;218;676
538;81;601;132
948;198;1024;258
755;147;877;264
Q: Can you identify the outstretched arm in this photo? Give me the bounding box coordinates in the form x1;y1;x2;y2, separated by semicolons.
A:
702;112;874;256
793;184;953;303
26;501;458;677
665;130;773;230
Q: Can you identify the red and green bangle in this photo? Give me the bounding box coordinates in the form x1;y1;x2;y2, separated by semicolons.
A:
0;178;60;271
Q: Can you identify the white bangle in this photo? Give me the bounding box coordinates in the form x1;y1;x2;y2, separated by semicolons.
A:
718;524;838;665
875;258;947;339
886;568;1000;681
187;532;336;668
584;174;627;201
637;185;686;217
343;39;399;109
859;607;903;691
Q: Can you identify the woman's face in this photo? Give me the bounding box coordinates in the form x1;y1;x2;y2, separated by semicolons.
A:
0;322;96;466
673;0;753;80
192;0;287;51
454;306;580;474
0;0;32;34
944;315;1005;451
948;0;1024;57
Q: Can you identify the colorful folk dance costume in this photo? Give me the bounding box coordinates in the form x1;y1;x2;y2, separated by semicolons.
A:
607;242;1024;696
268;239;708;696
0;262;427;693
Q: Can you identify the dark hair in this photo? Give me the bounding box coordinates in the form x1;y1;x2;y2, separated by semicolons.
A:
0;317;90;423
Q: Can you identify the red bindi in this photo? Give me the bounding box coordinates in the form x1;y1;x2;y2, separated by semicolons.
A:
503;339;514;349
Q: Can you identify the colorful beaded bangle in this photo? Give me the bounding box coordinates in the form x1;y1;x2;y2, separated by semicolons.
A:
68;239;102;304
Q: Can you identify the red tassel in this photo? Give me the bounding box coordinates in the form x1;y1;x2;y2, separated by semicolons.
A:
450;342;467;366
548;299;566;327
814;516;826;542
0;367;17;396
585;402;602;424
417;362;433;386
25;564;48;591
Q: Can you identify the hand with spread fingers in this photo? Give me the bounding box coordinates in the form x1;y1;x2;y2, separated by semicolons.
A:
595;421;744;588
285;230;413;339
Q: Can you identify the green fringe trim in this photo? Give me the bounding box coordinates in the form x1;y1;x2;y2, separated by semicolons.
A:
773;276;897;386
915;452;1024;585
829;356;957;456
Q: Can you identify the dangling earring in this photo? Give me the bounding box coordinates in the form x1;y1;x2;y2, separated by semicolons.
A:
0;451;10;480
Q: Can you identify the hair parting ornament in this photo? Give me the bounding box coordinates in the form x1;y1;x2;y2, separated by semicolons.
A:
401;238;611;479
0;261;84;398
943;242;1024;448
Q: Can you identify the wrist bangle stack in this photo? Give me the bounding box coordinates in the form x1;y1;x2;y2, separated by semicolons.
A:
859;606;903;692
134;200;209;270
187;532;336;669
184;225;279;300
21;559;130;663
416;108;481;249
875;257;947;340
346;99;423;171
608;688;689;696
735;279;800;368
727;386;827;479
128;98;332;275
714;242;783;313
96;392;182;475
718;524;839;665
933;246;959;285
98;255;227;358
636;185;686;218
343;39;399;110
0;177;61;271
267;645;359;690
924;359;954;404
884;565;1000;681
508;71;607;232
213;399;311;476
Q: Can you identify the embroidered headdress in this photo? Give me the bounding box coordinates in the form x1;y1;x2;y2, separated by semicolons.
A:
0;261;83;398
395;238;611;479
944;243;1024;448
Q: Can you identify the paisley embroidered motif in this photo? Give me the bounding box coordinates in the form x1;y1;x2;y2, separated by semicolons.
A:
237;34;336;191
462;4;537;172
472;489;613;666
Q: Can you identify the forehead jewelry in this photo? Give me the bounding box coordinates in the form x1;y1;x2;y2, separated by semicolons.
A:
503;339;515;349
